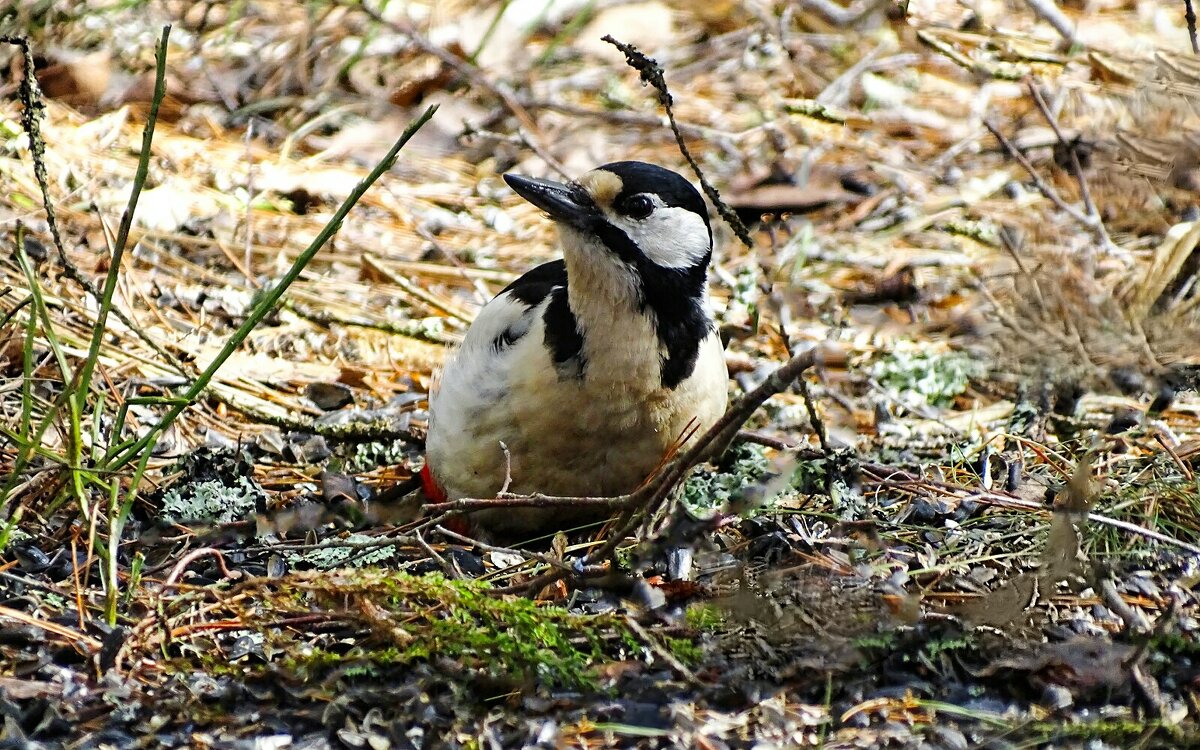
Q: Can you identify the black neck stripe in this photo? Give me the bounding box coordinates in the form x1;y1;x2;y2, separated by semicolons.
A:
591;222;712;389
543;287;586;379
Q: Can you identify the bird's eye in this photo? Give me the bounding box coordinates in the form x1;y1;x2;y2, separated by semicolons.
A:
622;194;654;219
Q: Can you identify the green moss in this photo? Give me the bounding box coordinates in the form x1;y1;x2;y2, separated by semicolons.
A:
787;457;830;496
161;572;707;696
684;603;726;631
197;572;643;692
852;632;899;652
1025;718;1177;744
858;630;976;662
665;636;704;664
922;635;972;660
390;576;617;689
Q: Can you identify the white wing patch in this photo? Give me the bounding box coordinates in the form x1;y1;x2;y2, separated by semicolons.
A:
426;290;550;495
456;292;536;353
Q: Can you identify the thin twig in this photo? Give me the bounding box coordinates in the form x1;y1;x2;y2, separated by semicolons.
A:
436;524;573;574
1186;0;1199;54
516;126;570;180
361;253;475;324
1153;431;1194;481
1099;577;1151;633
1125;596;1178;668
413;530;459;579
1024;78;1114;261
161;548;241;593
498;442;513;495
737;429;798;450
972;490;1200;556
983;118;1121;260
1023;0;1080;49
625;615;698;683
602;35;754;249
69;533;85;632
779;324;828;453
242;118;256;285
984;120;1091;226
0;605;103;651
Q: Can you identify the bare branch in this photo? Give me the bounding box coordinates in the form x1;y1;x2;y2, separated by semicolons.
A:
1186;0;1199;54
983;117;1123;262
1023;0;1080;49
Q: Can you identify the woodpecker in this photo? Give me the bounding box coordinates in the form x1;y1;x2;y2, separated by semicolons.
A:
424;161;728;535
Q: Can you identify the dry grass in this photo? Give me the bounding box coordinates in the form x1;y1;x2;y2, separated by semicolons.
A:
2;0;1200;746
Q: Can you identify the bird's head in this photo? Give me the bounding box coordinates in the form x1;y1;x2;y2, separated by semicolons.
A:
503;161;712;308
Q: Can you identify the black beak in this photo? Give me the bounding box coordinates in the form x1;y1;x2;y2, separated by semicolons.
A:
503;173;596;229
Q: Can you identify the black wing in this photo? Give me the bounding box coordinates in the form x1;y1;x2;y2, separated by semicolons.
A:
497;259;567;308
493;260;583;375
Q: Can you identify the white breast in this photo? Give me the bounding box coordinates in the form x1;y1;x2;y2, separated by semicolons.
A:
425;289;727;534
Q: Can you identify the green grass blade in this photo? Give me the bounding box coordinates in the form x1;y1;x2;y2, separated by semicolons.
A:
104;103;439;473
75;25;170;406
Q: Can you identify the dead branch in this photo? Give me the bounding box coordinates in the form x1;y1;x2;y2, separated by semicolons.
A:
1024;78;1114;260
1186;0;1199;54
1023;0;1080;49
983;117;1123;262
413;529;459;579
602;35;754;249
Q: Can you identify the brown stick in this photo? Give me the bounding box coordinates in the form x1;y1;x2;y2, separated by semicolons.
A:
602;35;755;249
1023;78;1116;262
1187;0;1200;54
983;118;1120;260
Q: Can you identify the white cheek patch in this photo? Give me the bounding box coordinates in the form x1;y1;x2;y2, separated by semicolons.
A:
615;206;711;269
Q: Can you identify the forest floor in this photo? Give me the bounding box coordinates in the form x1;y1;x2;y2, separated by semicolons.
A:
3;1;1200;748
